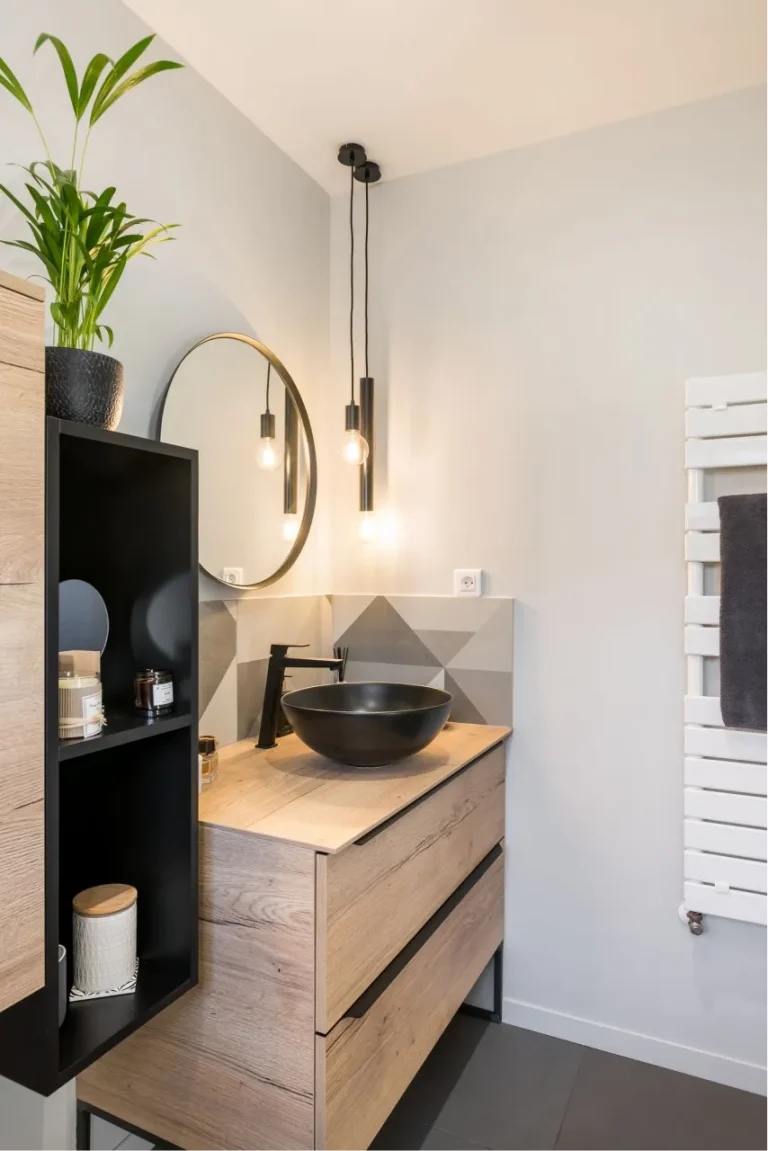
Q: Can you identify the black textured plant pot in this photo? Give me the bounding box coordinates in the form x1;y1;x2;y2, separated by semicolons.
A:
45;347;124;430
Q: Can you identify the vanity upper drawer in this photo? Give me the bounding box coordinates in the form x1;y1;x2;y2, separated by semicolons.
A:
315;741;505;1032
316;845;504;1151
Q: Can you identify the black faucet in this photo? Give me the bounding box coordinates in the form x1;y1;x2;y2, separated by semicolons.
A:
257;643;347;749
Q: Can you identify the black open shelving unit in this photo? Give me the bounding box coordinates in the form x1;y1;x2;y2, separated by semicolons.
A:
0;419;199;1095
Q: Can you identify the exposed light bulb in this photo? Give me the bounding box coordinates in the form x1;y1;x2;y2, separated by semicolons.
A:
282;514;299;542
338;429;369;465
359;512;376;542
256;436;282;470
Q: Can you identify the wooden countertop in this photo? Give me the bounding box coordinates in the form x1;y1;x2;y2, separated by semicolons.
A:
198;722;510;853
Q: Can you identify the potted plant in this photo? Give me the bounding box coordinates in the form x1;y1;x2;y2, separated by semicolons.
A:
0;33;183;428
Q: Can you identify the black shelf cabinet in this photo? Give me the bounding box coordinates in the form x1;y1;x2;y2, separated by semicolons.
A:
0;419;199;1095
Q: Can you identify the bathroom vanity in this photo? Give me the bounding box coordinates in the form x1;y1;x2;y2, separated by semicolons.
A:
78;720;509;1150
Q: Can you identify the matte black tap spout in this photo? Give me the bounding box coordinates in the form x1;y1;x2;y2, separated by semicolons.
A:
256;643;346;750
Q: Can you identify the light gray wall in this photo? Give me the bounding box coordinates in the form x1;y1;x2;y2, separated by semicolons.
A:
329;87;767;1084
0;0;331;596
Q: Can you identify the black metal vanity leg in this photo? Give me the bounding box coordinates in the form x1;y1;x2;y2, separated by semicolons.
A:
458;943;504;1025
76;1102;91;1151
491;943;504;1024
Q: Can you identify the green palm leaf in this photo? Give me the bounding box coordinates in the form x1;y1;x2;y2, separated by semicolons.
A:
91;59;183;124
34;34;78;115
90;34;154;124
0;55;32;111
77;52;111;119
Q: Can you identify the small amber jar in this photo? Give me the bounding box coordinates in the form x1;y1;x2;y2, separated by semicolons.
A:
199;735;218;786
134;668;174;716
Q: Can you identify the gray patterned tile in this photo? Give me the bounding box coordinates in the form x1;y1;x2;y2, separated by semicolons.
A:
448;601;514;673
237;657;270;740
344;661;445;687
199;601;236;714
336;597;441;667
446;669;513;726
443;671;487;723
416;630;475;666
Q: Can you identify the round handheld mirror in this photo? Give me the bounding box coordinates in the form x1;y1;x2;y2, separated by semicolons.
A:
59;579;110;654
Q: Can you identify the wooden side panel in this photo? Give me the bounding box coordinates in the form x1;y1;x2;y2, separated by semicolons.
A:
79;827;316;1150
0;280;44;373
317;850;504;1151
317;744;505;1031
0;276;44;1016
0;363;44;583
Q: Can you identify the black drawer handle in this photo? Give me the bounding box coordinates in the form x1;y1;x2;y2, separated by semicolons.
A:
341;843;502;1022
354;741;505;846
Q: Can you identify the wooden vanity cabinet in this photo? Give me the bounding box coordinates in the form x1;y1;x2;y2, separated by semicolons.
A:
0;270;45;1015
79;724;509;1151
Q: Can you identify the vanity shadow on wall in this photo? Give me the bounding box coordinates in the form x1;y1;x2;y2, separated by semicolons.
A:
0;419;199;1095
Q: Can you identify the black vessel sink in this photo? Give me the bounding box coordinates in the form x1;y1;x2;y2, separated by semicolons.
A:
281;681;453;768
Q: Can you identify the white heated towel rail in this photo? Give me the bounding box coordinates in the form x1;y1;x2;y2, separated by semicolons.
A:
684;372;767;929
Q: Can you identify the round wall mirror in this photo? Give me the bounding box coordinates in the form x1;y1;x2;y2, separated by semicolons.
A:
160;333;317;589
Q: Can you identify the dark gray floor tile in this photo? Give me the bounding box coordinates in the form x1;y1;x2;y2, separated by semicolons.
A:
391;1015;584;1150
556;1048;767;1150
371;1118;489;1150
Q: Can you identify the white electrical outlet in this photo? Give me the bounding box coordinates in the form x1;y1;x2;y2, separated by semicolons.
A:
221;567;244;586
454;569;483;597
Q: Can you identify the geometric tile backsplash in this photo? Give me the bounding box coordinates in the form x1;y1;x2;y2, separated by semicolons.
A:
199;593;513;748
333;595;514;727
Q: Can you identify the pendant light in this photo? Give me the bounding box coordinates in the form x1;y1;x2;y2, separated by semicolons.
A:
256;360;283;471
337;144;369;466
355;158;381;539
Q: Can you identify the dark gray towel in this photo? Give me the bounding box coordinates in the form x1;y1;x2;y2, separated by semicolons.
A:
718;493;766;731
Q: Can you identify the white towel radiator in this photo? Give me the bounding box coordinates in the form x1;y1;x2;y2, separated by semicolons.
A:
683;371;767;930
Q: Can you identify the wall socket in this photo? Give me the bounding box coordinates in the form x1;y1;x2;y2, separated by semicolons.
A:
454;569;483;597
221;567;244;586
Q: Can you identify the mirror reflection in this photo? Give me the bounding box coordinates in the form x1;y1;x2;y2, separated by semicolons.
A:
160;334;315;588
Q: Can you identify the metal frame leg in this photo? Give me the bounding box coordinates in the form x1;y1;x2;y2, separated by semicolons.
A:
459;944;503;1024
75;1101;180;1151
76;1103;91;1151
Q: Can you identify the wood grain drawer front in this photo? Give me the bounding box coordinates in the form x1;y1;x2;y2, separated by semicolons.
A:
316;846;504;1151
316;741;505;1032
0;363;44;584
0;284;44;373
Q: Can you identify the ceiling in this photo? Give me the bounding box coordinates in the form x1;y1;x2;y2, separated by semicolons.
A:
123;0;766;192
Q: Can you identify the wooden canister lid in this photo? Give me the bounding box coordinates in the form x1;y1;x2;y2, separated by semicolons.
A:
73;883;137;917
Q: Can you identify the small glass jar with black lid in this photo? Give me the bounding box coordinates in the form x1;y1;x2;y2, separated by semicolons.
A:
134;668;174;717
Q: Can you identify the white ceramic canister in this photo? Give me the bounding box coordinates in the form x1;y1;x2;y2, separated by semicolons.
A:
72;884;137;993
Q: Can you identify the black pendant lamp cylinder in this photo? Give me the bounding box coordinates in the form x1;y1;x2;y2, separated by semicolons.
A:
260;410;275;440
359;377;374;512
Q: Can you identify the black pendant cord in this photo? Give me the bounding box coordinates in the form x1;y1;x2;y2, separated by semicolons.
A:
265;361;271;415
364;179;369;378
349;165;356;406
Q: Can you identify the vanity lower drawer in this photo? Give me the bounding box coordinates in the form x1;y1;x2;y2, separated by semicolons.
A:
315;741;505;1031
316;844;504;1151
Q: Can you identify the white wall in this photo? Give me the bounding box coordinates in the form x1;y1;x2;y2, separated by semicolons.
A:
0;0;331;596
330;87;767;1088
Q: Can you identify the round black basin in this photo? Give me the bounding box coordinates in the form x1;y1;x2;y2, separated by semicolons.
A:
281;681;453;768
